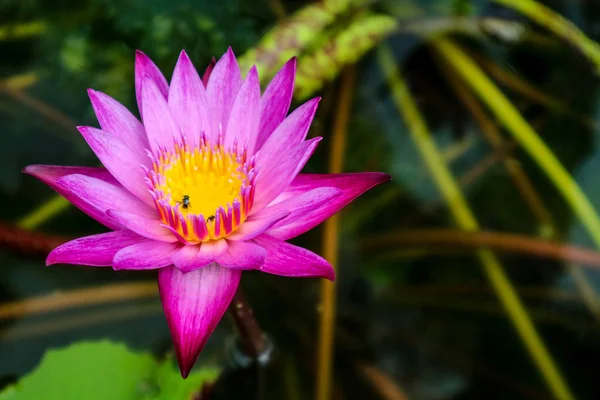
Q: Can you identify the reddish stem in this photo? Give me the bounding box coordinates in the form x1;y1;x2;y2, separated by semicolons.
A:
228;289;267;358
0;222;69;256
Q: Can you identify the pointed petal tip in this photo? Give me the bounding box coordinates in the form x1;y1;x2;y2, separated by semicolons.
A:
177;49;191;64
373;172;393;182
179;364;192;379
202;57;217;86
75;125;90;134
86;88;107;104
223;47;238;63
22;164;57;178
45;253;56;266
135;50;152;67
323;266;336;281
22;165;37;175
247;65;259;78
375;172;393;183
135;49;147;58
300;97;321;114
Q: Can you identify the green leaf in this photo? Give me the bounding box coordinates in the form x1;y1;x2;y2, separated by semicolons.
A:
147;359;219;400
0;340;219;400
294;14;397;100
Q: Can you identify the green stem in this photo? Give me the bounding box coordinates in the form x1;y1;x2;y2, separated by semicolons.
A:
378;45;575;400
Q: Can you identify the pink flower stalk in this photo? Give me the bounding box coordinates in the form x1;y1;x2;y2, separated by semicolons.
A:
24;48;390;377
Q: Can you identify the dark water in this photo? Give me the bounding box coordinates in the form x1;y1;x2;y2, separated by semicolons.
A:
2;0;600;398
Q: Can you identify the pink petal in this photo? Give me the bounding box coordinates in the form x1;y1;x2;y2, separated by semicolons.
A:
24;165;121;230
77;126;152;204
268;172;391;240
206;47;242;140
227;209;289;241
135;50;169;119
55;174;153;228
217;240;266;269
171;240;228;273
106;209;175;242
254;234;335;280
141;77;183;155
202;57;216;87
23;165;114;184
256;58;296;150
158;263;241;377
260;187;342;239
256;97;320;169
113;240;179;270
46;230;145;266
87;89;149;151
168;50;215;148
253;137;322;211
225;66;260;155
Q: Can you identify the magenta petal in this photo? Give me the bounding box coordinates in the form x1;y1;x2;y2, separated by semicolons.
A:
141;77;183;155
202;57;216;87
24;165;121;230
158;263;241;377
269;172;391;240
113;240;179;270
169;50;215;148
217;240;266;270
256;58;296;150
257;97;320;168
77;126;152;204
171;245;202;271
47;230;145;266
87;89;149;150
261;187;341;238
171;240;228;273
54;174;153;228
206;47;242;138
227;209;289;241
23;165;114;184
253;137;322;211
254;234;334;280
106;209;176;242
225;66;260;155
135;50;169;119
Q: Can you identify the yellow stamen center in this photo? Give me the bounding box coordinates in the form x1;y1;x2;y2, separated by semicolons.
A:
157;146;244;217
148;142;254;243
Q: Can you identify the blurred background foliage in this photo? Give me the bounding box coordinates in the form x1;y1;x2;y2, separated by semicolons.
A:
2;0;600;399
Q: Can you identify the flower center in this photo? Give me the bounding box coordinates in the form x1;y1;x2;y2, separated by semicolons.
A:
146;140;255;243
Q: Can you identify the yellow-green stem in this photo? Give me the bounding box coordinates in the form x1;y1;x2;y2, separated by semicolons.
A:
18;195;70;230
493;0;600;74
316;66;356;400
434;38;600;251
378;46;574;400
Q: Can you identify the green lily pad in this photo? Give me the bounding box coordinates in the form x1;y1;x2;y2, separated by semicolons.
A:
0;340;219;400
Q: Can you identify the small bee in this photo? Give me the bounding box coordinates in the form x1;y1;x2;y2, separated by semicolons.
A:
207;215;215;222
180;195;191;209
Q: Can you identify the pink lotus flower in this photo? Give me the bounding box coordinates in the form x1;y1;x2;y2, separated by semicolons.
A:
24;48;390;377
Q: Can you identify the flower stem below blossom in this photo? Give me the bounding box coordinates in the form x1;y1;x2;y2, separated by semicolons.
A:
228;289;268;360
